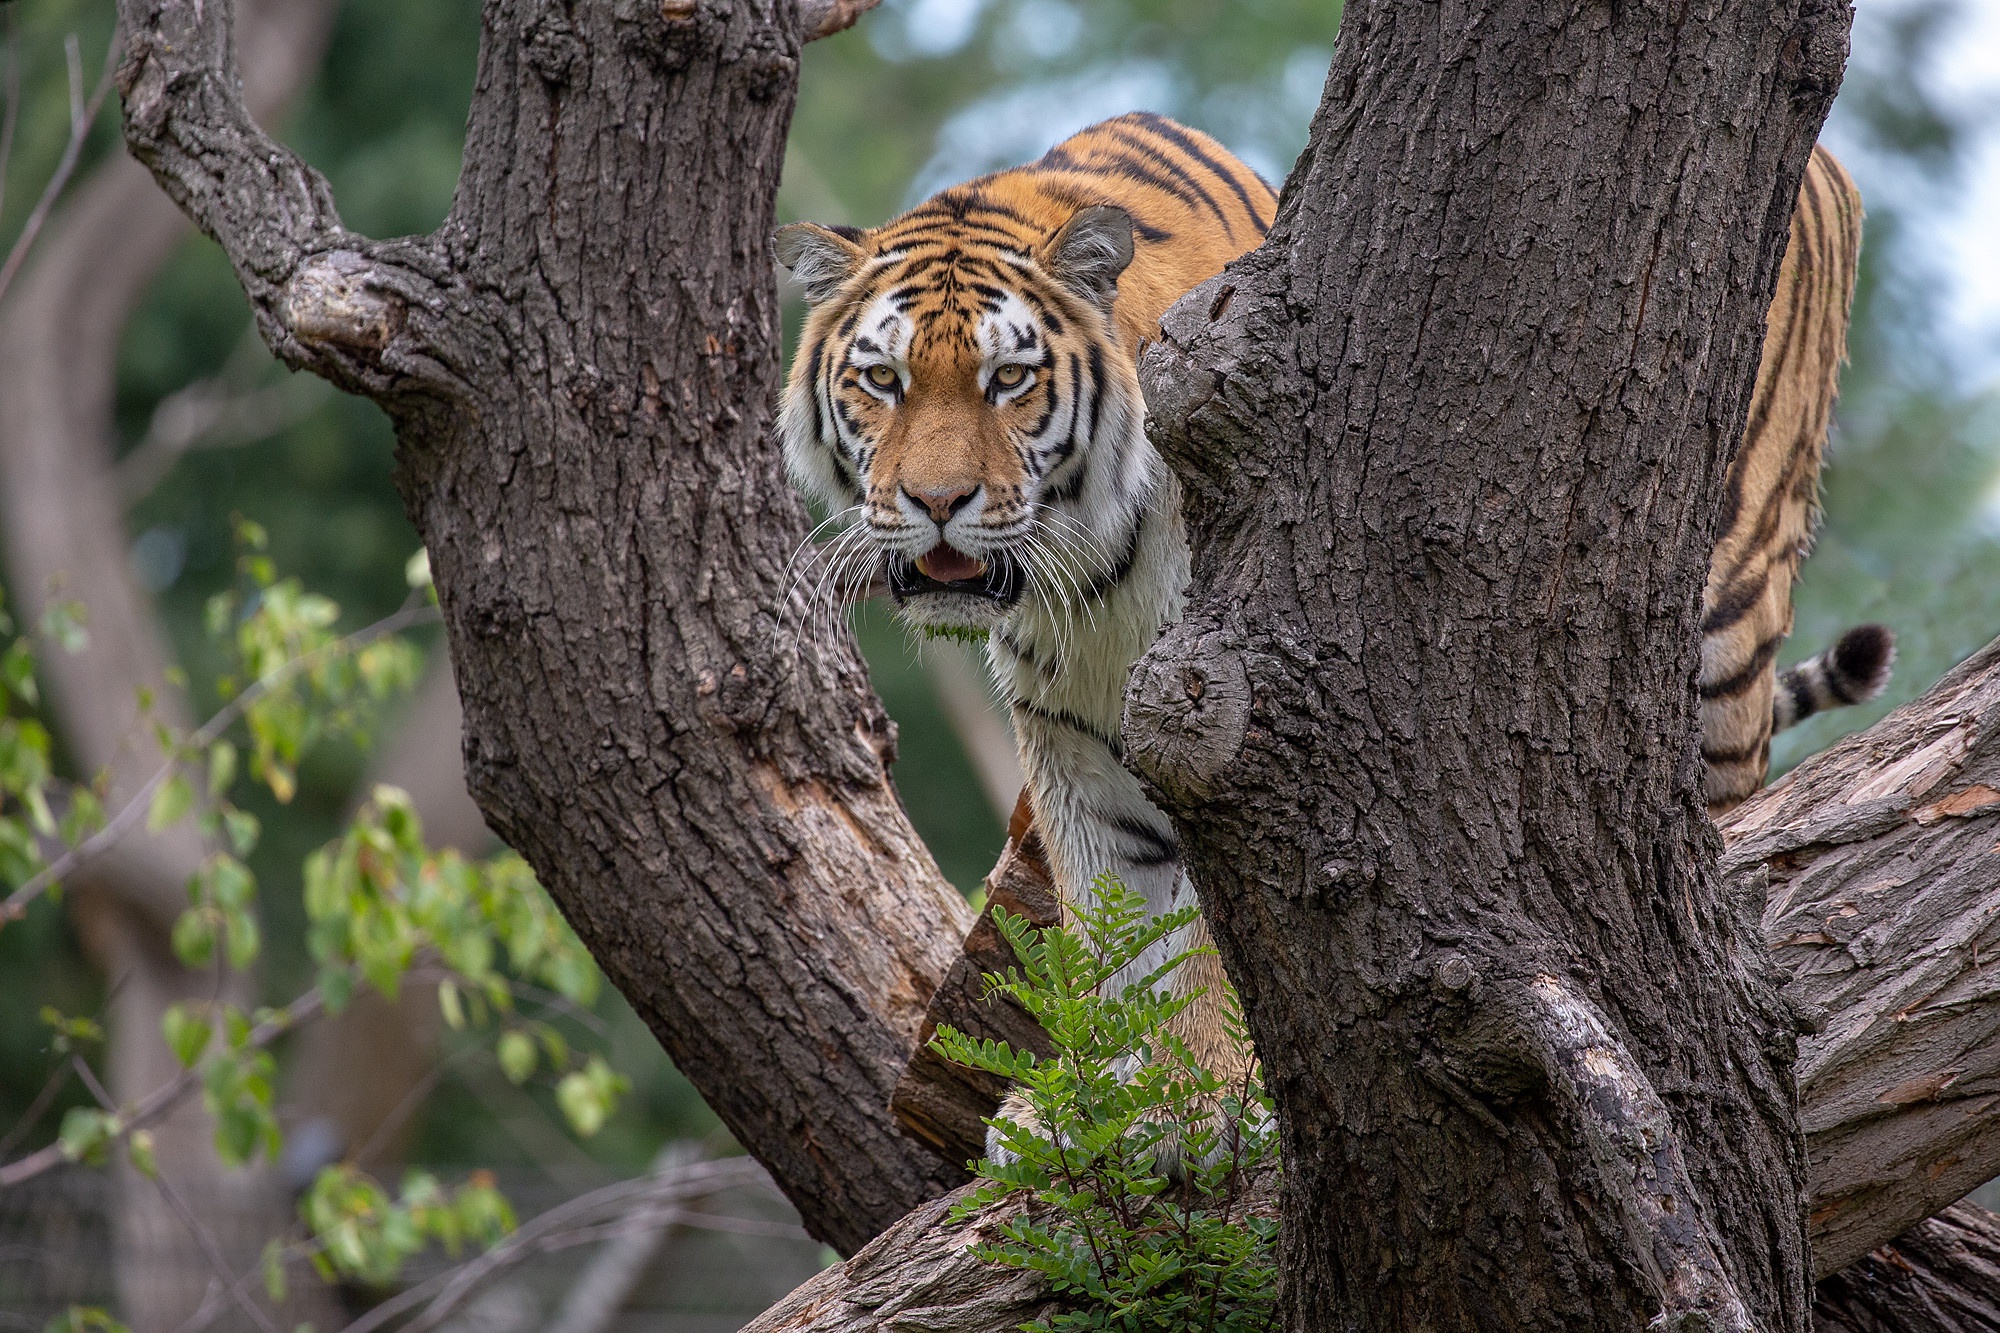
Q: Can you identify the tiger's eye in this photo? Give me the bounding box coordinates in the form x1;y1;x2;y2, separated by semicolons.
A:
993;364;1029;389
865;365;899;390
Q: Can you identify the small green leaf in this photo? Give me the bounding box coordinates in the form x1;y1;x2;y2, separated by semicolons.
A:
146;775;195;834
59;787;103;847
224;908;261;971
437;980;466;1031
223;807;261;857
262;1238;288;1304
57;1108;117;1166
39;599;89;654
161;1003;212;1068
496;1030;536;1084
127;1129;158;1179
207;741;238;797
171;909;215;970
1;639;37;704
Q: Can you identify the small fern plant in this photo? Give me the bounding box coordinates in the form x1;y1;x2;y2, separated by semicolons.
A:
930;875;1280;1333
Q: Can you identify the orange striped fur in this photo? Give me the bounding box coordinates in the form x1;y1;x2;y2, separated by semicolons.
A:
1700;146;1889;814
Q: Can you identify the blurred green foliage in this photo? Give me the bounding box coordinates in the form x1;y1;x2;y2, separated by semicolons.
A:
0;0;1992;1231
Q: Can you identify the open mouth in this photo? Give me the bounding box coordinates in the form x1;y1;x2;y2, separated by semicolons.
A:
889;542;1021;605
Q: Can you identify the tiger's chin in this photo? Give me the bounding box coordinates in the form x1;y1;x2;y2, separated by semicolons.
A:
886;546;1023;633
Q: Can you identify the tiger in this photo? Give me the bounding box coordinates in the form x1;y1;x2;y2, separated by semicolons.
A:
1698;145;1893;814
776;115;1889;1155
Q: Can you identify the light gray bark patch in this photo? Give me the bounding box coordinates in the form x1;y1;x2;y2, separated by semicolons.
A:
284;250;404;353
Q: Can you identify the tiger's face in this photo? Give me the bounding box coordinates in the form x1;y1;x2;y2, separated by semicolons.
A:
777;204;1142;634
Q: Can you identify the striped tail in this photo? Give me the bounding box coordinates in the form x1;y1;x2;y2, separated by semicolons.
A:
1773;623;1895;733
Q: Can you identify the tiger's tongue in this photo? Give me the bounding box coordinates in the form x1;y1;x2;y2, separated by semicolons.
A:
917;543;987;584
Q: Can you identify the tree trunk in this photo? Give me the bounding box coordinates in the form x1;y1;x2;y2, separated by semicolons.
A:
112;0;967;1254
1123;0;1852;1326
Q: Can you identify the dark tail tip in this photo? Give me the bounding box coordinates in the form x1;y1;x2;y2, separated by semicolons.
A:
1831;623;1895;701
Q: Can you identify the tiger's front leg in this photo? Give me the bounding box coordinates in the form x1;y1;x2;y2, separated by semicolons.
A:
985;703;1256;1173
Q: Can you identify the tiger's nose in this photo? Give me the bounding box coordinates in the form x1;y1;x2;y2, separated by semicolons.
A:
905;485;976;523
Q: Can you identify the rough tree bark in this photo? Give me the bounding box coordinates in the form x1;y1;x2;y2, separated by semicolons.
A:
733;1195;2000;1333
1724;634;2000;1277
111;0;968;1254
1122;0;1853;1327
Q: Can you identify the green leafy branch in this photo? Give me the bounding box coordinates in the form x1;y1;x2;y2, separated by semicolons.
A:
0;587;435;927
931;876;1280;1333
2;538;632;1306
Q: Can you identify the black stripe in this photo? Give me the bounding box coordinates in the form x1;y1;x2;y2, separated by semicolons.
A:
1013;698;1122;758
1104;811;1179;867
1702;736;1771;767
1700;576;1766;635
1124;113;1265;224
1699;632;1783;701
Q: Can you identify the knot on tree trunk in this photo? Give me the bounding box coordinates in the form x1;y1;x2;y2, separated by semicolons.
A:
1123;623;1251;806
284;250;405;354
1137;271;1275;515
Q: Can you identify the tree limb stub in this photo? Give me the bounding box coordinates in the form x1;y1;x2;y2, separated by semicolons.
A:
115;0;970;1252
797;0;884;42
1723;634;2000;1277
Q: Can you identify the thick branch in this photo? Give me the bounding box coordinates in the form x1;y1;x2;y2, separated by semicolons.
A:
735;1184;2000;1333
114;0;972;1251
1722;634;2000;1277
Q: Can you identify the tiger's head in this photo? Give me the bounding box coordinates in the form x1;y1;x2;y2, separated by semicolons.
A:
776;201;1150;635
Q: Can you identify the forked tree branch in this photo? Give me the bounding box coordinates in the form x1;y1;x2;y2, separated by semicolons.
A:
114;0;973;1252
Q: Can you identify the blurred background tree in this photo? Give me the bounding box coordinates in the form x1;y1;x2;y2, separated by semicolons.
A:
0;0;1994;1326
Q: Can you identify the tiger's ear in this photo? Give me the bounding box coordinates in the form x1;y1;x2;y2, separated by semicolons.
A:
1040;205;1135;311
775;222;866;304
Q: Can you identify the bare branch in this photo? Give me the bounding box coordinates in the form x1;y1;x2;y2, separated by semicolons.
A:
0;11;20;221
0;27;118;306
113;330;331;505
114;0;458;398
799;0;885;42
1722;633;2000;1276
333;1157;793;1333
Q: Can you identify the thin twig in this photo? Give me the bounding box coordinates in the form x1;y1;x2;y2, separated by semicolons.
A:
0;9;21;221
0;985;333;1189
1;601;440;926
72;1053;281;1333
115;336;331;505
332;1157;784;1333
150;1169;282;1333
0;25;120;308
0;1062;70;1162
